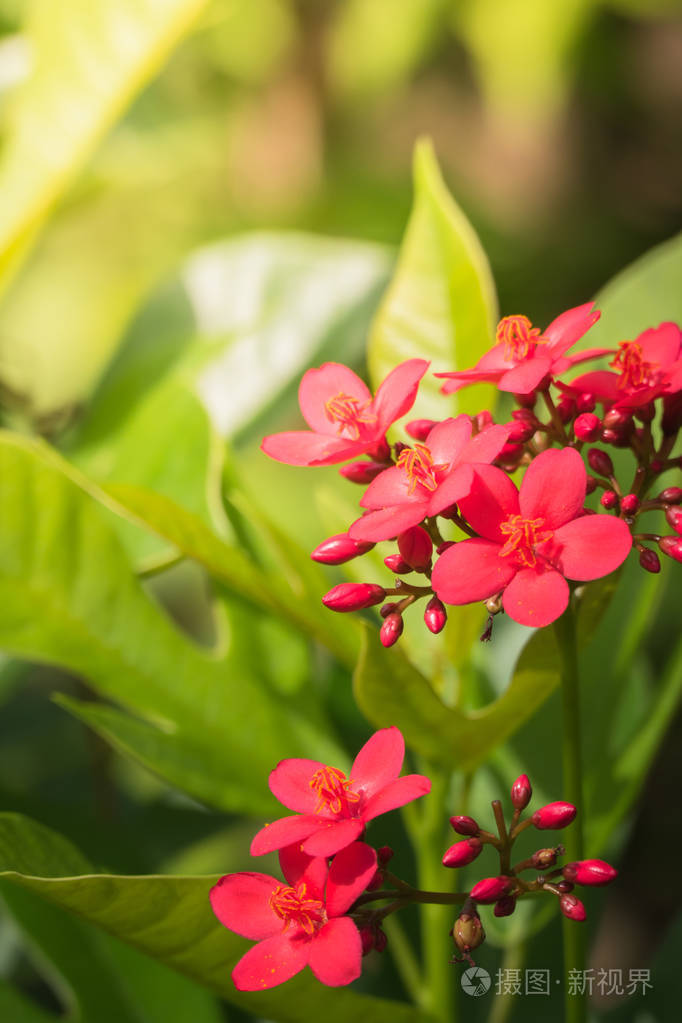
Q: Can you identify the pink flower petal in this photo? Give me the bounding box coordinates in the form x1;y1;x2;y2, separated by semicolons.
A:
261;432;363;467
498;356;552;395
299;364;372;434
543;302;600;358
359;466;413;509
553;515;632;580
269;758;325;813
232;932;310;991
432;538;517;605
427;465;473;517
363;774;431;821
519;448;586;528
349;503;427;542
476;341;515;371
563;346;613;367
326;842;378;917
301;819;365;858
279;845;327;898
458;423;511;466
638;322;681;367
251;815;325;856
371;359;429;429
309;918;362;986
351;726;404;796
502;567;569;627
425;416;472;465
436;368;505;394
458;465;520;541
568;371;620;403
210;872;280;939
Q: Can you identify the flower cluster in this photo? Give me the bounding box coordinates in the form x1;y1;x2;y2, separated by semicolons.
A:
262;306;681;640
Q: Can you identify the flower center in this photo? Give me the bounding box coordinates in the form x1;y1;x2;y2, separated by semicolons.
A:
609;341;659;391
396;443;448;495
496;315;548;362
309;765;361;816
499;514;553;568
324;392;376;440
269;882;326;936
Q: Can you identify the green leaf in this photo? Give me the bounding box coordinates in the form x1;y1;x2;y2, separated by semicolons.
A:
0;0;207;288
0;814;432;1023
367;139;498;422
353;576;618;770
0;980;57;1023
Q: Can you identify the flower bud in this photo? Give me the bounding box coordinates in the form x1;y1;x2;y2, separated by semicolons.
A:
452;912;485;954
424;596;447;634
634;401;655;423
601;427;630;448
378;846;394;866
531;802;577;830
339;461;388;484
513;391;537;409
436;540;455;554
323;582;386;612
576;392;596;413
380;613;403;647
470;876;512;904
557;397;576;424
475;410;494;431
662;392;682;435
374;927;387;953
556;880;574;894
380;602;399;617
562;859;618;887
603;408;633;432
559;894;586;921
496;442;524;469
450;815;480;836
639;548;660;574
660;486;682;505
573;413;601;442
507;419;535;443
585;475;598;495
406;419;438;442
511;773;532;810
665;506;682;535
359;927;375;956
532;847;559;869
398;526;433;572
620;494;640;516
600;490;618;510
494;896;516;918
659;536;682;563
587;448;614;477
311;533;375;565
442;838;483;869
383;553;412;574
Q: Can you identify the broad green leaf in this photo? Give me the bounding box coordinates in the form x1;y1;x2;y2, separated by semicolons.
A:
0;980;56;1023
353;576;618;770
367;139;498;421
0;814;432;1023
0;431;344;813
0;0;207;288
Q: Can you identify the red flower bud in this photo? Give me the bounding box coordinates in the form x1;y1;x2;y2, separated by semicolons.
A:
311;533;375;565
452;912;485;954
573;413;601;442
494;896;516;918
380;613;404;647
511;773;532;810
620;494;640;516
405;419;438;441
665;506;682;535
562;859;618;887
475;410;494;431
634;401;655;423
600;490;618;510
660;486;682;505
556;880;574;894
450;815;480;836
436;540;455;554
659;536;682;563
507;419;535;443
470;876;512;904
380;602;399;617
603;408;633;431
339;461;388;484
374;927;387;953
662;392;682;434
359;927;375;956
601;427;630;448
531;802;577;830
424;596;447;634
383;553;412;574
557;397;576;423
585;475;598;495
442;838;483;869
532;847;558;869
639;548;660;574
559;894;586;921
587;448;614;477
398;526;433;572
576;392;596;413
323;582;386;612
496;442;524;468
378;846;394;865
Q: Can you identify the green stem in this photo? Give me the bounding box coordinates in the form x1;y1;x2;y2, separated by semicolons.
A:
553;602;586;1023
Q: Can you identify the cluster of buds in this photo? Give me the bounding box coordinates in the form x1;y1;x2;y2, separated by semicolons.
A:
263;306;681;641
447;773;617;963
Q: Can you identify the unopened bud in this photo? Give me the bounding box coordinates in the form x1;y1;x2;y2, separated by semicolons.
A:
380;602;399;617
601;426;630;448
639;548;660;574
562;859;618;886
311;533;375;565
532;802;577;830
424;596;447;634
380;613;404;647
662;392;682;434
532;848;558;869
557;397;576;424
634;401;655;423
660;486;682;504
559;894;586;921
574;413;601;442
494;896;516;918
585;475;598;495
587;448;614;477
485;593;503;614
470;876;512;904
374;927;387;953
453;912;485;954
556;880;574;894
507;419;535;443
450;815;480;836
359;927;374;956
475;410;494;431
576;392;596;413
496;442;524;468
406;419;438;441
620;494;640;516
442;838;483;869
323;582;386;612
383;553;412;574
600;490;618;510
665;506;682;535
436;540;455;554
378;846;394;866
339;461;387;484
398;526;433;572
603;408;633;432
511;773;532;810
659;536;682;563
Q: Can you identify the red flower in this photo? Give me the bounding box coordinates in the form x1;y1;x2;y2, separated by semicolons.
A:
251;727;430;857
211;841;377;990
431;448;632;627
347;416;509;542
435;304;606;397
261;359;428;466
566;322;682;409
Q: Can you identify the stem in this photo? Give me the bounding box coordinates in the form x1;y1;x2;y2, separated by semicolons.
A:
553;602;586;1023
